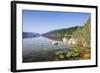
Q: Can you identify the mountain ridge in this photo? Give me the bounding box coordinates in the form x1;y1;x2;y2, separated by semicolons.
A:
42;26;82;40
23;32;40;38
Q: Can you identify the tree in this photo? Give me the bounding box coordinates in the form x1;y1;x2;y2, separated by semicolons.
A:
81;17;91;48
73;16;91;48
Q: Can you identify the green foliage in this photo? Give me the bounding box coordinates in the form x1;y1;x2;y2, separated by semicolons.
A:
82;17;91;48
54;46;90;60
73;17;91;48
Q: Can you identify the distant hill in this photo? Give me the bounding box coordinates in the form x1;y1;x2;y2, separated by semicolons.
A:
42;26;82;40
23;32;40;38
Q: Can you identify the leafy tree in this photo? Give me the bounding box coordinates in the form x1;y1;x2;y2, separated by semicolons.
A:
73;16;91;48
81;17;91;48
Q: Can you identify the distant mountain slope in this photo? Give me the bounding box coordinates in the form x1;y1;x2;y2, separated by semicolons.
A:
23;32;40;38
42;26;82;40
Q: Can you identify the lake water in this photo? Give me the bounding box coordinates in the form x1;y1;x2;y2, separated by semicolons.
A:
23;36;70;62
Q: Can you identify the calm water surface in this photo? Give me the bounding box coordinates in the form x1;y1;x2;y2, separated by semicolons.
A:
23;36;70;62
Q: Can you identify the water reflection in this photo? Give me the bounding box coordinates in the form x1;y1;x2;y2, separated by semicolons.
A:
23;36;69;62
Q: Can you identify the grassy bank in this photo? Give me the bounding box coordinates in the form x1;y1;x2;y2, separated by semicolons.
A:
53;46;91;61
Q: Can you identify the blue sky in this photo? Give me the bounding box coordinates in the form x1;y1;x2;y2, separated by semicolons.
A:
23;10;90;34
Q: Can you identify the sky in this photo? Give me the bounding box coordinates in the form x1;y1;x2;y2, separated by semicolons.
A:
23;10;90;34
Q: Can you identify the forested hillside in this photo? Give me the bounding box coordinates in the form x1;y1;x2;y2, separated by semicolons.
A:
42;26;82;40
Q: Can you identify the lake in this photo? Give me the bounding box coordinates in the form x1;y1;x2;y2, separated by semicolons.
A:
23;36;70;62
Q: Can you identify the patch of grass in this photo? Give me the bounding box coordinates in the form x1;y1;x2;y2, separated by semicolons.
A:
54;46;91;60
34;45;91;61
